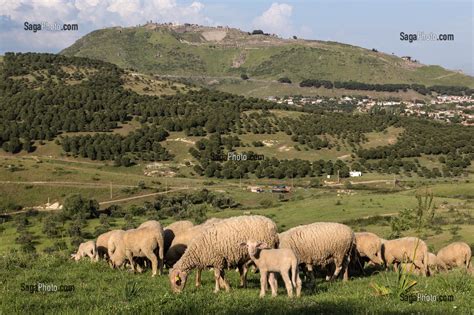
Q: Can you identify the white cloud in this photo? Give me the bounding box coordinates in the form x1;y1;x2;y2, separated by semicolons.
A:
0;0;212;53
253;3;293;37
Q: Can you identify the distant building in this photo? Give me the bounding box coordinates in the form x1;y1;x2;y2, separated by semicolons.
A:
401;56;412;61
349;171;362;177
248;186;263;193
271;185;291;193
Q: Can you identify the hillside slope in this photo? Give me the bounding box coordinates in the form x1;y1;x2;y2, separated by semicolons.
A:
61;23;474;88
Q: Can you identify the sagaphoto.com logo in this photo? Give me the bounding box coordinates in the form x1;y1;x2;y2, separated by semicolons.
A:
24;21;79;33
400;31;454;43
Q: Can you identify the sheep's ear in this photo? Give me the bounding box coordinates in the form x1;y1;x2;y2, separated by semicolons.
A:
239;242;247;248
256;242;268;249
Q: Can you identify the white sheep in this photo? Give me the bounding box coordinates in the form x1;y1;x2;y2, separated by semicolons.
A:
71;240;97;262
397;252;440;276
355;232;384;266
163;220;194;253
381;237;428;276
240;240;301;298
165;218;222;267
437;242;472;271
279;222;354;282
169;215;279;293
96;230;120;261
107;230;126;262
110;222;165;277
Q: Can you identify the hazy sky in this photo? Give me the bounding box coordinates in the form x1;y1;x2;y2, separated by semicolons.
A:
0;0;472;75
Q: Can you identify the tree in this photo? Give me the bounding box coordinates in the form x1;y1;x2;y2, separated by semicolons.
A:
62;194;99;219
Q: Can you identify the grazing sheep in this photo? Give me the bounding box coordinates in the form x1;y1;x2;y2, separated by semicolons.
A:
107;230;126;262
437;242;472;271
427;252;440;275
96;230;120;261
279;222;354;282
71;240;97;262
169;215;279;293
110;225;165;277
355;232;384;266
381;237;428;276
163;220;194;253
399;262;423;275
240;240;301;298
165;219;221;267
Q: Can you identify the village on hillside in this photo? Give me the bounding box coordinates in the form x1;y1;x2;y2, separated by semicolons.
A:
267;94;474;125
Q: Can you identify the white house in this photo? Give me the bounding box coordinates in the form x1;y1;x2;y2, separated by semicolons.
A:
349;171;362;177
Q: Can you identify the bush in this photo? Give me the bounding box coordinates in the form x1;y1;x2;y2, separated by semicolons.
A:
62;194;99;219
259;199;273;208
240;74;249;80
278;77;292;84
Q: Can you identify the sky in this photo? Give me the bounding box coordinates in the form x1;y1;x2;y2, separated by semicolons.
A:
0;0;472;75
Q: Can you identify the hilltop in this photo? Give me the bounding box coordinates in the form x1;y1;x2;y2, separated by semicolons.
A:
61;23;474;96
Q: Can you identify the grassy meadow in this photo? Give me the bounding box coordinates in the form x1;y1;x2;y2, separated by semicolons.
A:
0;251;472;314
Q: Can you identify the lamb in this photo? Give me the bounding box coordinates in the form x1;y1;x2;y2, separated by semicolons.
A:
169;215;279;293
354;232;384;266
96;230;121;261
436;242;472;271
163;220;194;253
240;240;301;298
110;222;165;277
381;237;428;276
279;222;354;282
71;240;97;262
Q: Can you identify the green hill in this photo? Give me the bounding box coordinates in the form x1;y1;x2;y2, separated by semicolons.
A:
61;23;474;89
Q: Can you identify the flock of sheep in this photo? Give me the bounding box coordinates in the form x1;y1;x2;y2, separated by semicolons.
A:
71;215;473;298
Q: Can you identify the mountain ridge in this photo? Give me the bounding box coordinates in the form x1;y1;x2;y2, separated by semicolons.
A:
61;23;474;89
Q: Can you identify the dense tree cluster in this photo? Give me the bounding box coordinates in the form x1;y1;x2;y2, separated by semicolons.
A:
189;134;352;179
357;119;473;177
0;53;279;155
299;78;473;96
61;126;172;166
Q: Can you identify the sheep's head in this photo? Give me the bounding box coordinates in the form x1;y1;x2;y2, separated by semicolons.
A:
110;252;125;268
239;240;268;257
373;252;384;265
169;268;188;293
70;253;80;261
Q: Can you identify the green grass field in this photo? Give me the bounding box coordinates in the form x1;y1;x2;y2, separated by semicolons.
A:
0;252;472;314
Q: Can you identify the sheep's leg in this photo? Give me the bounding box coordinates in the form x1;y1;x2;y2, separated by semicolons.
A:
306;264;315;285
259;271;268;298
331;261;343;280
296;272;302;297
213;269;221;293
268;273;278;297
126;251;136;273
393;261;399;271
281;270;293;298
342;265;349;281
145;251;158;277
325;264;335;281
220;270;230;292
195;269;202;287
238;263;249;288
